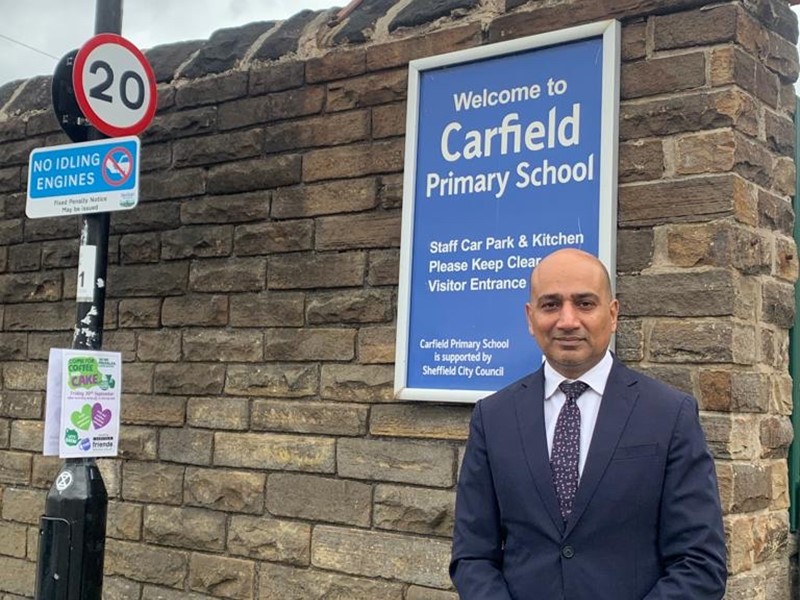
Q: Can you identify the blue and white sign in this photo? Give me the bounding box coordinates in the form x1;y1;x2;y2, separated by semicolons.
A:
395;21;620;403
26;136;140;218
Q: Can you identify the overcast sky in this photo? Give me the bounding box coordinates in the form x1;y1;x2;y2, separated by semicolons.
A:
0;0;339;86
2;3;800;89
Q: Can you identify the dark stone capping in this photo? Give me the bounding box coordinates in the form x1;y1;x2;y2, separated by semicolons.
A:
252;10;319;62
505;0;715;17
333;0;397;45
389;0;479;32
146;40;206;84
180;21;277;79
743;0;798;44
3;76;51;116
0;80;23;115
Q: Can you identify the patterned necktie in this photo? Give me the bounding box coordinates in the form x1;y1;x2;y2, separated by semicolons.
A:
551;380;589;521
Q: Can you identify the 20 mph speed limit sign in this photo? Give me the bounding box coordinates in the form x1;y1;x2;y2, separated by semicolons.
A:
73;34;157;137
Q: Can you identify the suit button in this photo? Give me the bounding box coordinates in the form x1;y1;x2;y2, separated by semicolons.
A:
561;545;574;559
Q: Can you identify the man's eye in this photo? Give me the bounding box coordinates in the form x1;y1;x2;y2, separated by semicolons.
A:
540;302;558;310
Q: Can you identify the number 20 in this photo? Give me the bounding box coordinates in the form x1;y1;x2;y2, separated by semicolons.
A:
88;60;145;110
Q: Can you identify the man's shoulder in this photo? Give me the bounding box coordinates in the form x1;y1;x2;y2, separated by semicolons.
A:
476;371;540;414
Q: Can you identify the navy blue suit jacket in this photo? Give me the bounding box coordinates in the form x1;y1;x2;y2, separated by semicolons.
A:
450;359;726;599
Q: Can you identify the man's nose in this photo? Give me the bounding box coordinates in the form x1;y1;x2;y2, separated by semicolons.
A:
557;303;579;329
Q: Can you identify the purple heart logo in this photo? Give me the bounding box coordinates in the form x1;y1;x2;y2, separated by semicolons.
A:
92;403;112;429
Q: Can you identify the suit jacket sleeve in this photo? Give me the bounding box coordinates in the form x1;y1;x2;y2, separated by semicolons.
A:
450;400;514;599
643;395;727;600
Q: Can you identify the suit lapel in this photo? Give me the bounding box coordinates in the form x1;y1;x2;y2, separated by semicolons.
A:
514;368;564;535
564;359;638;537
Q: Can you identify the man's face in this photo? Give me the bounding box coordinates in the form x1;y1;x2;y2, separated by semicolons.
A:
525;251;618;379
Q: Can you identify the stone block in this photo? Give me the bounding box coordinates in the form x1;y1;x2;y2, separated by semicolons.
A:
215;432;335;473
307;48;366;83
142;106;217;142
622;52;706;100
718;461;771;512
272;178;378;219
0;451;31;485
108;263;187;297
653;4;739;50
774;235;798;283
161;225;234;260
374;484;455;538
119;298;162;328
207;155;302;195
358;326;396;364
264;328;355;361
225;364;318;398
761;280;794;328
327;70;406;112
106;500;142;541
3;362;47;391
159;428;214;465
406;587;459;600
188;553;254;599
144;505;226;552
648;320;755;365
189;257;266;292
105;539;187;587
26;332;70;360
303;139;403;182
8;243;41;272
759;416;793;458
338;438;454;487
2;488;45;524
257;562;403;600
123;363;154;394
752;511;789;564
218;87;325;131
0;556;35;596
0;272;60;303
139;169;206;202
187;397;250;431
320;364;394;402
316;212;401;251
154;363;226;395
0;333;26;361
120;232;161;264
724;515;755;575
311;526;451;589
137;330;181;362
122;461;184;505
0;391;43;419
266;473;371;527
264;110;370;153
229;292;304;327
173;129;263;168
183;329;263;362
251;400;367;436
0;521;27;557
162;294;228;327
697;369;770;413
616;269;743;317
620;89;758;141
765;109;794;157
249;61;305;95
121;394;186;426
370;404;471;441
368;249;400;286
31;456;61;489
372;102;406;139
181;191;270;225
184;467;265;514
4;301;73;331
103;576;142;600
10;420;42;452
366;23;481;70
619;174;740;226
702;414;761;460
665;222;771;275
269;252;365;289
227;515;311;564
234;220;314;255
618;140;664;184
175;70;249;106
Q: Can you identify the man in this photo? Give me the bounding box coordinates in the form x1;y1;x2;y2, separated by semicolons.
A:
450;248;726;599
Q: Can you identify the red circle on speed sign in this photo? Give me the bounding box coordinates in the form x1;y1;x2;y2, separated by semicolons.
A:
73;33;157;137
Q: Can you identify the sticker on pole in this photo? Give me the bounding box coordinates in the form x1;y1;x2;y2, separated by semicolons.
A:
26;136;140;218
73;33;157;137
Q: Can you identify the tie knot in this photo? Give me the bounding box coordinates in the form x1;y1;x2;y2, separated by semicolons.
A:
559;380;589;402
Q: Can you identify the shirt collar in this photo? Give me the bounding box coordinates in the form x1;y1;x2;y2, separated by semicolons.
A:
543;350;613;399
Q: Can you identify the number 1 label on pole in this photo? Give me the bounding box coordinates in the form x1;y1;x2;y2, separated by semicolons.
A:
77;245;97;303
73;34;157;137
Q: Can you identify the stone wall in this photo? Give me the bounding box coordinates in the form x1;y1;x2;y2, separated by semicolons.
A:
0;0;797;598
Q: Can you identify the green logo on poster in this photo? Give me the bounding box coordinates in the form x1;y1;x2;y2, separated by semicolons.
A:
64;429;79;446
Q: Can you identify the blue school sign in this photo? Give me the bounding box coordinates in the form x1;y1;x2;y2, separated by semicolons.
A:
395;21;620;402
26;136;140;218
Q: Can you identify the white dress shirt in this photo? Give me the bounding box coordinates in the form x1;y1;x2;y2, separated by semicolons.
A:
543;350;613;478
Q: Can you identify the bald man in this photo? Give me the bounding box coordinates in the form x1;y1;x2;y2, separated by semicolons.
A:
450;249;726;599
